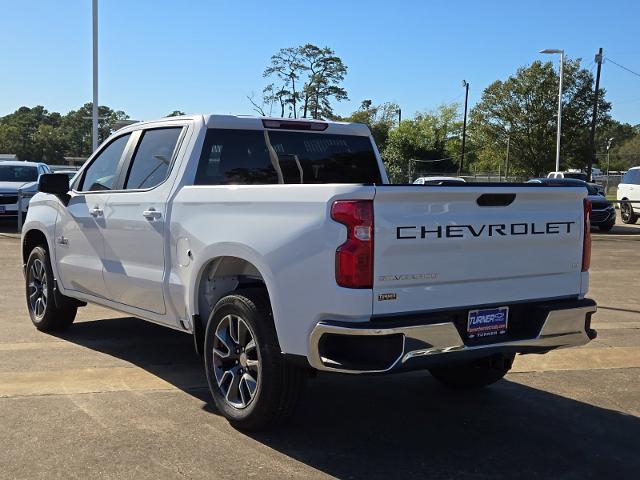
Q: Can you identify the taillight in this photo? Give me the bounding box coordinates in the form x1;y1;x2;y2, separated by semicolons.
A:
331;200;373;288
582;198;592;272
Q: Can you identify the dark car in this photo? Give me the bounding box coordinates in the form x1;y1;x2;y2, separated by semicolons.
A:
528;178;615;232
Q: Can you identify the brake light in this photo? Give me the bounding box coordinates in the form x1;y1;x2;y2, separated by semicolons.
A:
262;119;328;131
582;198;592;272
331;200;373;288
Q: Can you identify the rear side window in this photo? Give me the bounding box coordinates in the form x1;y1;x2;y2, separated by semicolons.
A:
194;128;381;185
195;129;279;185
124;128;182;189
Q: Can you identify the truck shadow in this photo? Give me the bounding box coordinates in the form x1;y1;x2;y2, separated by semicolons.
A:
53;316;639;479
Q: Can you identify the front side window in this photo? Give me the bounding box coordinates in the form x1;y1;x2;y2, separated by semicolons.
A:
80;134;131;191
124;128;182;189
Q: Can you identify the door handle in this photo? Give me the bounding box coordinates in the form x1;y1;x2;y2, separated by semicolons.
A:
90;206;103;217
142;208;162;220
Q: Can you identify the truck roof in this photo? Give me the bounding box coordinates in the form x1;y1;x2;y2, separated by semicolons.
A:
118;114;372;137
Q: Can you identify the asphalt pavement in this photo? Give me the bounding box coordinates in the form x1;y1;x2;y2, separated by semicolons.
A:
0;218;638;479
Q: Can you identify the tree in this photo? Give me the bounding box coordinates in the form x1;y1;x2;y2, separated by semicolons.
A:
381;104;461;182
298;44;348;119
258;44;348;119
61;103;129;157
609;132;640;171
0;106;61;160
263;47;304;118
469;59;611;177
341;100;399;150
166;110;185;117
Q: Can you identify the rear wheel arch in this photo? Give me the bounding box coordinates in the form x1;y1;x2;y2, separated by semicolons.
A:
193;255;274;354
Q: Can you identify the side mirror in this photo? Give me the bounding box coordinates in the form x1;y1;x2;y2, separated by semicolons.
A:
38;173;70;196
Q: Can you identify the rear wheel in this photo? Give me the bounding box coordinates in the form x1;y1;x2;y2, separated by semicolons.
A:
429;353;515;389
620;201;638;224
204;288;306;430
25;246;77;331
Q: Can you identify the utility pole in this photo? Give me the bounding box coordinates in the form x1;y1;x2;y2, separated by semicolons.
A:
92;0;99;152
505;135;510;180
459;80;469;175
397;108;402;125
587;48;603;181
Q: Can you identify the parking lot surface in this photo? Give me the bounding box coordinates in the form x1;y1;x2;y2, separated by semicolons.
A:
0;219;639;479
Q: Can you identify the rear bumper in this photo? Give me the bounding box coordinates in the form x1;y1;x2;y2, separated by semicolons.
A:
308;298;597;374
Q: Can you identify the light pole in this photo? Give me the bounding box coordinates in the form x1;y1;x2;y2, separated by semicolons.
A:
458;80;469;175
606;137;614;195
92;0;99;152
540;49;564;173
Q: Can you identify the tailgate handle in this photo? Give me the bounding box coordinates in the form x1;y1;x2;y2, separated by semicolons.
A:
476;193;516;207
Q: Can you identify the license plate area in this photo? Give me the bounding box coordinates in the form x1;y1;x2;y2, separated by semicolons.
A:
467;306;509;339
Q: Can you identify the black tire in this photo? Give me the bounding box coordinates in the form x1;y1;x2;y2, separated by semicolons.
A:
25;246;77;331
429;353;515;389
620;201;638;224
598;224;614;232
204;287;306;430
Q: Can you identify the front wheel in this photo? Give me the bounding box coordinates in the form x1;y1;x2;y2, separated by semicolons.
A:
620;201;638;224
429;353;515;389
25;246;77;331
204;288;306;430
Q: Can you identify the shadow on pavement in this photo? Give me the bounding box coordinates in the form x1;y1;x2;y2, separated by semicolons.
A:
54;316;639;479
0;218;20;235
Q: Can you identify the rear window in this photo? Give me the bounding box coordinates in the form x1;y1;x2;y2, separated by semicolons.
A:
195;128;382;185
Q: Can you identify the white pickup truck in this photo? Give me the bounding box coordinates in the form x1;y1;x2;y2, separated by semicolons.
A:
22;115;597;430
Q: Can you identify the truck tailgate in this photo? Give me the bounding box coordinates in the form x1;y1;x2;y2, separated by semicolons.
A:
372;185;586;315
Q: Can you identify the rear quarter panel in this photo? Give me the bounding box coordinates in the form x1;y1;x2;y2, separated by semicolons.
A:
169;184;376;356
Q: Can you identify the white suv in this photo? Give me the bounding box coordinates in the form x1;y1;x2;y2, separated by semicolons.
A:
617;167;640;224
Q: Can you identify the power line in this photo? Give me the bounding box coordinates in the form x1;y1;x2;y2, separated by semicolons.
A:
605;57;640;79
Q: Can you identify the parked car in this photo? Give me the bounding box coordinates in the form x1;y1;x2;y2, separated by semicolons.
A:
0;161;51;219
529;178;615;231
22;115;597;430
547;171;589;181
413;176;466;185
617;166;640;224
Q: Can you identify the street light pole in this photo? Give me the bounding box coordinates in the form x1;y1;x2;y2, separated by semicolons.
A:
459;80;469;175
606;137;614;195
540;49;564;172
92;0;99;152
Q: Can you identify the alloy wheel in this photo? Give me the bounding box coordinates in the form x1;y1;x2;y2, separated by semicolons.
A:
212;314;261;409
621;203;631;222
27;258;48;320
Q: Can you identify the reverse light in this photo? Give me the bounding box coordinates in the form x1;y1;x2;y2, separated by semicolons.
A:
582;198;592;272
331;200;374;288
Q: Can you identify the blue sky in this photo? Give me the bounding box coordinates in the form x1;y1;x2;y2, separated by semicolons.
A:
2;0;639;124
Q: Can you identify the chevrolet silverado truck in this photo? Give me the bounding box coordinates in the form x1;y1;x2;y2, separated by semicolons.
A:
21;115;597;430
